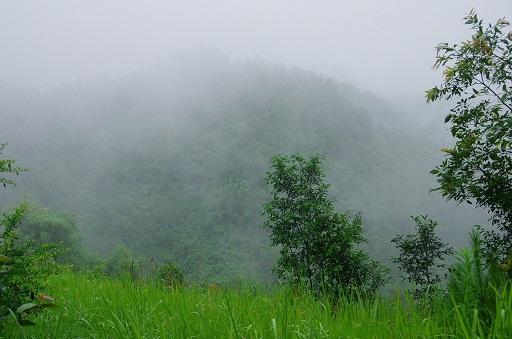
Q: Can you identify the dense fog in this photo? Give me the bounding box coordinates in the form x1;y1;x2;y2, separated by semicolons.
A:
1;1;510;282
1;1;509;95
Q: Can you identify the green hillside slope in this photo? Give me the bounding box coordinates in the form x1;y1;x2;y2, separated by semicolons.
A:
0;51;488;282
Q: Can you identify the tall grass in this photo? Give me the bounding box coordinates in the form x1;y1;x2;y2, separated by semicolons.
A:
3;271;511;338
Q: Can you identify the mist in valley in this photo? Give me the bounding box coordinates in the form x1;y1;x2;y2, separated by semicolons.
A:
1;1;510;283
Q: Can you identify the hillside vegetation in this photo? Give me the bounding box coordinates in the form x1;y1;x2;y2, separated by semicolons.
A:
1;11;512;338
0;51;487;282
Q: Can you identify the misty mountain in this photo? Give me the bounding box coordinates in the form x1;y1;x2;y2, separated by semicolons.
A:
0;51;488;282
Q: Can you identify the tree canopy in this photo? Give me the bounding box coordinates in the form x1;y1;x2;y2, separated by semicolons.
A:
262;154;388;295
392;215;453;296
427;11;512;257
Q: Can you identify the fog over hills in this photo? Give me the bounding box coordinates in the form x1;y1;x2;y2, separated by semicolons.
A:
1;1;509;96
0;51;489;282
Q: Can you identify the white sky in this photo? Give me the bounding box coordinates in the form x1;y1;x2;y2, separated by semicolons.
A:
1;1;510;96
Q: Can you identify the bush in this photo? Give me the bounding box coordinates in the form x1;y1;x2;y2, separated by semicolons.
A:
100;246;161;283
102;246;135;277
0;203;57;324
157;262;184;287
19;202;95;268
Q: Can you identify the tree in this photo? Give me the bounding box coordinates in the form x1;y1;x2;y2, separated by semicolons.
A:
0;143;26;187
426;11;512;259
19;203;93;267
392;215;453;296
262;154;388;296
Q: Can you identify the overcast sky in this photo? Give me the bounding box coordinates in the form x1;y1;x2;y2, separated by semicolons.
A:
1;1;510;97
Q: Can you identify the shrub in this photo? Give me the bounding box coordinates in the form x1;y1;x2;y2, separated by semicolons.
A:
19;202;95;268
392;215;453;296
100;247;161;283
157;262;184;287
0;203;57;325
103;246;135;277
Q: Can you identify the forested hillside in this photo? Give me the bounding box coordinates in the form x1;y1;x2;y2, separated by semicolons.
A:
0;51;488;282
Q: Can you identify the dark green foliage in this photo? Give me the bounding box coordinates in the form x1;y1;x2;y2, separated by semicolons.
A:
0;203;57;322
263;153;388;295
102;246;137;277
426;11;512;258
392;215;453;295
19;202;94;267
0;143;26;187
158;262;184;287
101;246;161;283
21;204;77;247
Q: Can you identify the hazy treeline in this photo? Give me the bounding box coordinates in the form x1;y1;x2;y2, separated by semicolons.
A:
0;50;489;282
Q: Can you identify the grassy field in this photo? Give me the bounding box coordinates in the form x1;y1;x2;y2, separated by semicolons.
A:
3;272;511;338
